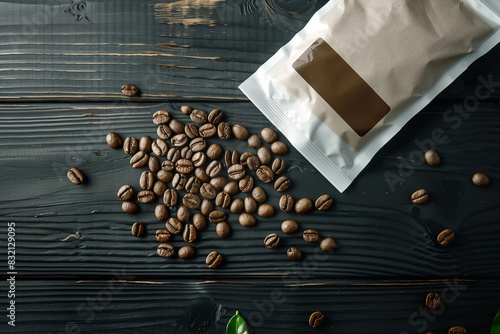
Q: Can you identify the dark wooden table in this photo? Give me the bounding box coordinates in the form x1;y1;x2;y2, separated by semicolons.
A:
1;1;499;333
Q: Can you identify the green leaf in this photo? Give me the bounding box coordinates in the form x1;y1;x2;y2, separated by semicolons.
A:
492;309;500;334
226;311;249;334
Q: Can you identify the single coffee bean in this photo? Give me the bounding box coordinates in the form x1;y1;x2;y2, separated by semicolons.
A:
185;176;201;194
424;149;441;166
252;186;267;203
295;197;313;214
257;204;275;218
169;119;185;134
448;326;467;334
140;171;155;190
157;170;174;183
232;124;249;140
231;151;240;166
239;175;254;193
230;198;244;214
181;105;192;115
308;311;324;328
153;110;170;125
223;181;239;196
121;83;138;97
303;229;319;243
274;176;290;192
472;172;489;186
131;222;145;237
247;155;261;171
209;210;227;223
210;176;227;190
185;123;200;139
67;167;85;185
425;292;441;310
201;199;214;216
216;222;231;238
157;125;173;140
199;123;217;138
117;185;134;201
106;132;123;149
180;146;193;160
166;147;181;163
192;151;207;167
215;192;231;208
155;229;171;242
137;190;155;204
175;159;194;174
190;108;208;124
155;203;170;221
437;229;455;247
261;127;278;143
257;147;272;165
206;143;223;160
247;134;262;149
162;160;175;172
281;219;299;234
123;136;139;155
244;196;257;214
264;233;280;248
320;237;337;252
157;243;174;257
178;245;196;259
217;121;231;139
152;138;168;156
139;135;153;153
239;151;254;166
165;217;183;234
171;133;188;147
148;156;161;173
200;182;217;200
256;165;274;183
153;181;167;197
189;137;207;153
195;167;211;183
206;250;222;268
206;160;223;178
163;189;179;207
316;194;333;210
176;205;191;223
183;193;202;209
287;247;302;261
271;141;288;155
411;189;429;204
279;194;294;212
122;201;139;214
228;164;246;180
271;158;286;175
130;151;149;168
172;173;187;191
207;108;223;125
192;213;207;231
183;224;197;243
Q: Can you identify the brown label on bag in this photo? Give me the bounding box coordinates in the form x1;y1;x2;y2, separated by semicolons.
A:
293;38;390;137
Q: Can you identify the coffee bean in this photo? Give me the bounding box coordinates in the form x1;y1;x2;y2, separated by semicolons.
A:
230;198;244;214
281;220;299;234
118;185;134;201
472;172;489;186
122;201;139;214
162;160;175;172
206;250;222;268
425;292;441;310
106;132;123;149
247;134;262;149
163;189;179;207
139;135;153;153
209;210;227;223
155;229;171;242
216;222;231;238
157;125;173;140
274;176;290;192
271;141;288;155
308;311;324;328
121;83;138;97
185;123;200;139
165;217;183;234
247;155;261;171
424;149;441;166
411;189;429;204
256;165;274;183
148;156;161;173
303;229;319;243
231;151;240;167
217;121;231;139
244;196;257;214
257;204;275;218
178;245;196;259
189;137;207;153
228;164;246;180
437;228;455;247
207;108;223;125
157;170;174;183
210;175;227;190
181;105;192;115
192;152;207;167
185;176;201;194
287;247;302;261
232;124;249;140
192;213;207;231
152;110;170;125
224;150;240;169
169;119;185;134
166;147;181;163
175;159;194;174
257;147;272;165
155;203;169;221
195;167;211;183
152;138;168;156
252;186;267;203
206;143;222;160
183;224;197;243
223;181;239;196
271;158;286;175
215;192;231;208
190;108;208;124
239;175;254;193
177;205;191;223
157;243;175;257
261;127;278;143
123;137;139;155
130;151;149;168
315;194;333;210
172;173;187;190
201;199;213;216
448;326;467;334
131;222;145;237
67;167;85;185
137;190;155;204
279;194;294;212
183;193;202;209
320;237;337;252
264;233;280;248
206;160;223;178
239;151;254;166
171;133;188;147
140;171;155;190
199;123;217;138
295;198;313;214
152;181;167;197
180;146;193;160
200;183;217;200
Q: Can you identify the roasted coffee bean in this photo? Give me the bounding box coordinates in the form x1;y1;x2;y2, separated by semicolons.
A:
148;156;161;173
200;183;217;200
185;176;201;194
181;146;193;160
67;167;85;185
155;203;170;221
274;176;290;192
185;123;200;139
131;222;145;237
207;108;223;125
172;173;187;190
271;141;288;155
223;181;239;196
271;158;286;175
244;196;257;214
178;245;196;259
281;219;299;234
140;171;155;190
239;175;254;193
248;134;262;149
215;192;231;208
188;137;206;153
424;149;441;166
199;123;217;138
183;193;202;209
232;124;249;140
316;194;333;210
153;110;170;125
246;155;261;171
177;205;191;223
309;311;324;328
411;189;429;204
137;190;155;204
216;222;231;238
228;164;246;180
152;138;168;156
165;217;183;235
206;143;223;160
155;229;171;242
183;224;197;243
472;172;489;186
231;151;241;165
257;147;272;165
303;229;319;243
175;159;194;174
192;213;207;231
425;292;441;310
201;199;214;216
239;151;254;166
121;83;138;97
320;237;337;252
106;132;123;149
122;201;139;214
181;105;192;115
224;150;240;168
123;136;139;155
209;210;227;223
118;185;134;201
287;247;302;261
448;326;467;334
171;133;188;147
210;175;227;190
239;213;256;227
162;160;175;172
264;233;280;248
206;250;222;268
157;125;173;140
217;121;231;139
252;186;267;203
437;229;455;247
295;197;313;214
166;147;181;163
261;127;278;143
279;194;294;212
130;151;149;168
206;160;223;178
163;189;179;207
169;119;185;134
257;204;275;218
139;135;153;153
230;198;244;214
192;152;207;167
190;108;208;124
256;165;274;183
157;243;174;257
157;170;174;183
195;167;211;183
